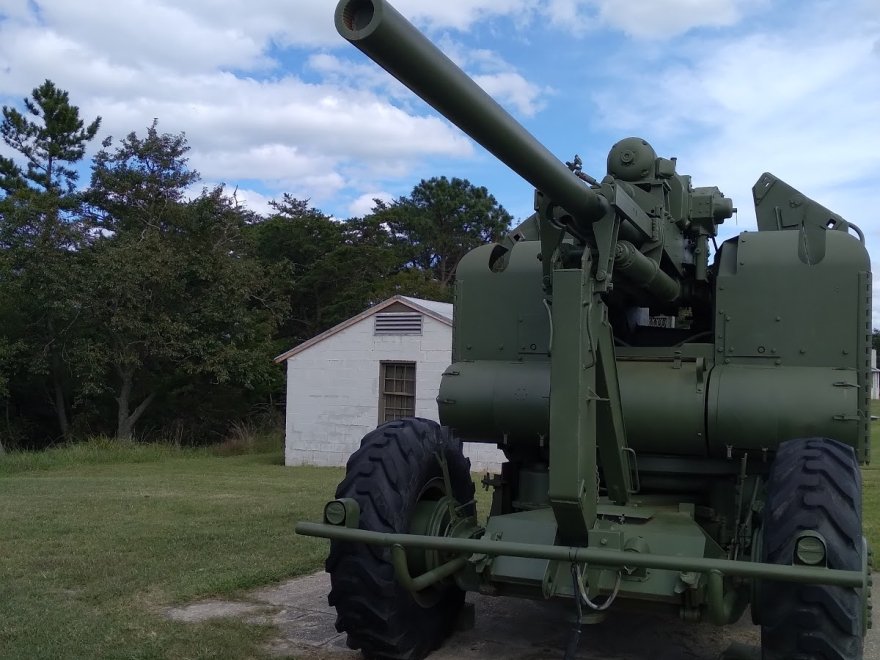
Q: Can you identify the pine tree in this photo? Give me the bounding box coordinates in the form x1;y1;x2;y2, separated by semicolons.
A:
0;80;101;440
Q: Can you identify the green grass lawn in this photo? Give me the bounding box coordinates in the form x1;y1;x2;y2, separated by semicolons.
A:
2;421;878;660
0;440;341;660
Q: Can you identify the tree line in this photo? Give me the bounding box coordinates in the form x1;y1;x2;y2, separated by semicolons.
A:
0;80;512;451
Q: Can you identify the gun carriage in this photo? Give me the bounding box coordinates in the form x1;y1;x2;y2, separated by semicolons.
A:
296;2;873;658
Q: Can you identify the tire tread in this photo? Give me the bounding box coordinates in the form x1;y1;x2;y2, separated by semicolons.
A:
326;418;474;660
760;437;863;660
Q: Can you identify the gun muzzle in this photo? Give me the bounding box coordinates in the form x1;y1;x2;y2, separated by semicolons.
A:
335;0;608;225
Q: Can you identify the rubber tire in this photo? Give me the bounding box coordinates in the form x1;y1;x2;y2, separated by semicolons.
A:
760;437;864;660
326;417;475;660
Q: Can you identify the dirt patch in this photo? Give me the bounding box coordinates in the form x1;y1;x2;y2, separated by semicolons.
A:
166;600;272;623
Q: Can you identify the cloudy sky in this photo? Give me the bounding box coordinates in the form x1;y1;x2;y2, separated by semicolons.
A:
1;0;879;313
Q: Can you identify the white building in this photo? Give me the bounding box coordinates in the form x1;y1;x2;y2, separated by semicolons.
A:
275;295;505;472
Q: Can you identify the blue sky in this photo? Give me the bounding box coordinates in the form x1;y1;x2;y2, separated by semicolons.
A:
1;0;879;314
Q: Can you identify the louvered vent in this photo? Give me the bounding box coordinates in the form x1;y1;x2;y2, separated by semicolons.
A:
374;312;423;335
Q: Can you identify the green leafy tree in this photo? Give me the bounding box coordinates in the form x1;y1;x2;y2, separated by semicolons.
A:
248;197;376;345
371;176;512;287
247;195;432;348
251;180;510;353
246;196;341;346
0;334;21;453
0;80;101;440
80;124;281;440
0;79;101;195
87;119;196;234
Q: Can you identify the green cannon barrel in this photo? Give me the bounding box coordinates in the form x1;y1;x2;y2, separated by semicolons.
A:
334;0;608;224
614;240;681;302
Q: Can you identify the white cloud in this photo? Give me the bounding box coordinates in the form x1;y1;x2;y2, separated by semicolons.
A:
427;37;551;118
543;0;585;28
473;72;547;117
397;0;750;35
463;48;514;74
234;189;275;217
348;191;393;217
29;1;272;73
0;0;749;207
190;145;334;184
336;0;753;36
0;0;34;22
308;41;548;119
393;0;532;31
0;0;767;93
588;0;745;38
186;183;275;218
306;53;388;88
0;3;477;219
88;81;472;195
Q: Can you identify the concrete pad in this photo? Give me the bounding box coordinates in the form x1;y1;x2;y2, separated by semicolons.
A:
429;589;757;660
168;571;878;659
251;572;336;615
166;600;269;623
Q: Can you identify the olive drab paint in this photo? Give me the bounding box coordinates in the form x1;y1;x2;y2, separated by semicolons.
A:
296;2;873;658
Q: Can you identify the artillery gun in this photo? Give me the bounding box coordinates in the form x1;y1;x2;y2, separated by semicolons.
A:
296;1;874;658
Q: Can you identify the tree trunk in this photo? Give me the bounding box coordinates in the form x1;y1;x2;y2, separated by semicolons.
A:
52;360;69;439
46;317;70;440
116;368;155;440
2;400;10;453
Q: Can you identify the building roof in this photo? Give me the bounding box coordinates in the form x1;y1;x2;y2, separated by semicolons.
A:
273;295;453;363
400;296;453;322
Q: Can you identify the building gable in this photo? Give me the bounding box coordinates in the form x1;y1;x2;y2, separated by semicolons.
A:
273;295;452;363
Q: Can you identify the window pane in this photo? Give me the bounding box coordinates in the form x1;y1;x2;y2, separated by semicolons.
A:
379;362;416;423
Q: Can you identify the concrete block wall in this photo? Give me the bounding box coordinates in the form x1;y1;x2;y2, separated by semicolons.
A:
284;313;505;473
